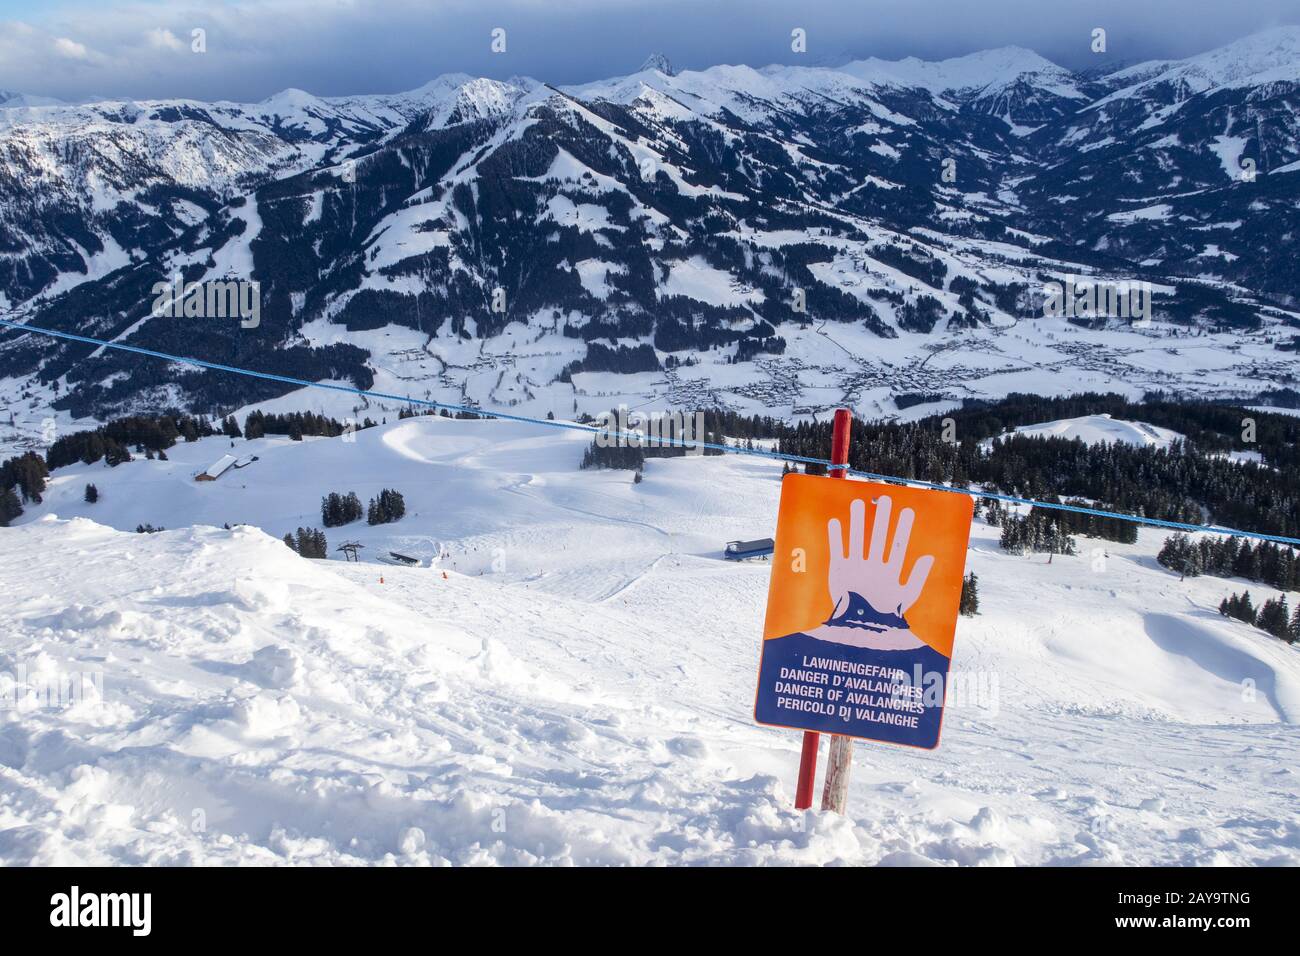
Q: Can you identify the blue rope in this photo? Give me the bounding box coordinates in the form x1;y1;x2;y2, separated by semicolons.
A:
2;316;1297;547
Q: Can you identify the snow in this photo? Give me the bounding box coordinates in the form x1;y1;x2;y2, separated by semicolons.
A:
659;256;760;306
574;259;625;299
0;91;65;109
2;416;1298;865
1101;26;1300;102
993;414;1184;450
842;46;1085;100
1210;135;1250;180
543;195;620;233
1107;204;1172;223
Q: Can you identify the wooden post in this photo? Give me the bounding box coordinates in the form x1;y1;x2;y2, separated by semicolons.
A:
793;408;853;810
821;408;854;814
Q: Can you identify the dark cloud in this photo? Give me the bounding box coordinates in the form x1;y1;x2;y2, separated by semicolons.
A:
2;0;1297;102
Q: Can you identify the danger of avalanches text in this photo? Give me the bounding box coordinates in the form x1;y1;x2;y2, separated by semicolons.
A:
773;657;937;728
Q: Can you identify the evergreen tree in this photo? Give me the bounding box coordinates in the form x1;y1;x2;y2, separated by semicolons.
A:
293;527;328;558
367;489;407;525
1256;596;1291;640
0;485;21;526
284;533;298;553
0;452;48;502
103;439;132;467
1238;591;1258;625
959;572;979;616
84;483;98;503
321;491;363;527
1157;533;1203;580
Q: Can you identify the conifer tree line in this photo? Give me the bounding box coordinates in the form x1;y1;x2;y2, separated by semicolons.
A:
1218;591;1299;643
397;407;487;420
978;497;1138;545
46;413;217;470
320;489;406;526
579;408;726;470
0;452;48;526
367;489;406;525
1157;532;1300;591
243;410;376;440
770;394;1300;539
997;512;1079;558
1028;500;1139;544
284;527;328;559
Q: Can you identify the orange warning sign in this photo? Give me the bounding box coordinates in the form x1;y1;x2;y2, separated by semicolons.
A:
754;473;974;749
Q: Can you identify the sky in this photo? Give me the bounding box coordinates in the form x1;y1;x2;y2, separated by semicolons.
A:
1;0;1298;103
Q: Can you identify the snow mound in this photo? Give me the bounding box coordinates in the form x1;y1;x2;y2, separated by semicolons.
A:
996;414;1183;449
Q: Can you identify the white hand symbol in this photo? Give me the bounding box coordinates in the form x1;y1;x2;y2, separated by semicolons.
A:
826;495;933;622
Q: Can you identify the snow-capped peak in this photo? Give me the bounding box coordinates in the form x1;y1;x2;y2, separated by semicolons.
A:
639;53;676;77
841;46;1085;99
0;90;66;109
1105;25;1300;97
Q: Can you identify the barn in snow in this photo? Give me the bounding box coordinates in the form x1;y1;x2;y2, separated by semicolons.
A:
195;455;238;482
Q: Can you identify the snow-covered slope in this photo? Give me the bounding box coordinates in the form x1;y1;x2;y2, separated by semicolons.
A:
995;413;1184;449
2;417;1297;865
1104;25;1300;97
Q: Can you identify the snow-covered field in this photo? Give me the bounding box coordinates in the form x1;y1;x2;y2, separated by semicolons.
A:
1;416;1298;865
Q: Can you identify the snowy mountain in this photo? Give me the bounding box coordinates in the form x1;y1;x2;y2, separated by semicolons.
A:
1;28;1298;436
1103;25;1300;96
3;415;1297;864
0;90;65;109
841;45;1092;128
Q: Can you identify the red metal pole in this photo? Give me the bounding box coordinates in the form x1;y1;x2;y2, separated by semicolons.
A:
794;407;852;810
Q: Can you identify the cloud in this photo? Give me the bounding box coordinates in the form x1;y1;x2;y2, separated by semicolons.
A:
145;28;185;52
0;0;1297;104
52;37;89;59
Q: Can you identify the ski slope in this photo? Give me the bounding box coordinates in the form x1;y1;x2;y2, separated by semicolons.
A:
1;416;1298;865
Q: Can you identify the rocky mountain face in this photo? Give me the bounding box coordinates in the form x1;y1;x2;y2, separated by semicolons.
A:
1;28;1298;421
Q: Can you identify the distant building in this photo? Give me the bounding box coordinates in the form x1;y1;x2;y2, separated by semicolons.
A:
195;454;238;482
725;538;774;561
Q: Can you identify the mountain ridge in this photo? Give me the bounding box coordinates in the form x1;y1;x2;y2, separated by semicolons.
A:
0;27;1297;437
